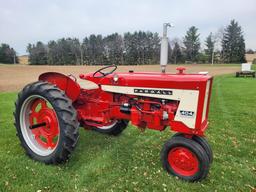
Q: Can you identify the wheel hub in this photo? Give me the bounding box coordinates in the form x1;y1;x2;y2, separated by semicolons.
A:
29;98;59;149
168;147;199;176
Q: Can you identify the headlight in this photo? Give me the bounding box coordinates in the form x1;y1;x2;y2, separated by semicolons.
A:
113;74;119;82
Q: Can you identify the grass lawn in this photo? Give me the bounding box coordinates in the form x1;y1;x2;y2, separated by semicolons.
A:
0;74;255;192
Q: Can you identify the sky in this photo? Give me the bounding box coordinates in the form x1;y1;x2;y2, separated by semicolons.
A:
0;0;255;55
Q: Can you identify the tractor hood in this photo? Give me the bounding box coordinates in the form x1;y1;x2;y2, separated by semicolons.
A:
81;71;212;90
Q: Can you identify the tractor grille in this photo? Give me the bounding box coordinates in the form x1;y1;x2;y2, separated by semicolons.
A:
202;80;211;122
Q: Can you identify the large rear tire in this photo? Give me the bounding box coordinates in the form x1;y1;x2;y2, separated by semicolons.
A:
14;81;79;164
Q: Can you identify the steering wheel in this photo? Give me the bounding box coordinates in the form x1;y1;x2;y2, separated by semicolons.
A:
93;65;117;78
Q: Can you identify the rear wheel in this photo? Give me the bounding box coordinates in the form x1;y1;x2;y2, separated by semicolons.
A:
161;136;210;182
14;81;79;164
92;120;129;136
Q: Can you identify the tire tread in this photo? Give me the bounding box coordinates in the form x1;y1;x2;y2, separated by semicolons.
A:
14;81;79;164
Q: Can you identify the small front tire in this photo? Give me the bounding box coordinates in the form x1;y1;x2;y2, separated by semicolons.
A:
192;136;213;164
161;136;210;182
173;133;213;164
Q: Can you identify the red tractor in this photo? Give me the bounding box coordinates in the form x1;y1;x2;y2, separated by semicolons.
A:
14;65;213;182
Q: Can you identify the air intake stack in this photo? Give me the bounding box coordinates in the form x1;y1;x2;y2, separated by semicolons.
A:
160;23;173;73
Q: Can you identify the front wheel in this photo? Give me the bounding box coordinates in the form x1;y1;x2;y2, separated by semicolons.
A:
173;133;213;163
161;136;210;182
14;81;79;164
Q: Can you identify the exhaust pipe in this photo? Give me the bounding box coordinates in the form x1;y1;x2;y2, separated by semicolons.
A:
160;23;174;73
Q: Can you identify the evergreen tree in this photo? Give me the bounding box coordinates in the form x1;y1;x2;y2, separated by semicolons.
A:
123;31;160;65
27;42;47;65
103;33;124;65
47;40;58;65
26;31;160;65
145;32;160;64
0;43;18;64
151;32;161;64
46;38;82;65
57;38;74;65
183;26;200;62
95;35;105;65
69;38;81;65
85;35;104;65
170;42;183;64
221;20;246;63
124;32;139;65
82;37;90;65
205;33;215;63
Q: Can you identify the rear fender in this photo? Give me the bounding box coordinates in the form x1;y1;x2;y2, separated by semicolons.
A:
39;72;80;102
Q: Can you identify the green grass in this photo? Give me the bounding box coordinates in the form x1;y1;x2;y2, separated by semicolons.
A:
0;74;256;192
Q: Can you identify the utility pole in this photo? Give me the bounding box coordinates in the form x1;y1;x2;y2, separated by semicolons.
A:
160;23;174;73
211;47;214;65
13;50;16;64
80;43;83;65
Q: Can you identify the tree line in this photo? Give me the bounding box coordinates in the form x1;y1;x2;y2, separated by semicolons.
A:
0;44;18;64
27;31;161;65
169;20;246;64
26;20;247;65
0;19;250;65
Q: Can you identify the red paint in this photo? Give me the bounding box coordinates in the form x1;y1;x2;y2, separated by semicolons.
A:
83;72;210;90
39;72;80;101
168;147;199;176
176;67;186;74
29;98;60;149
39;69;213;137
